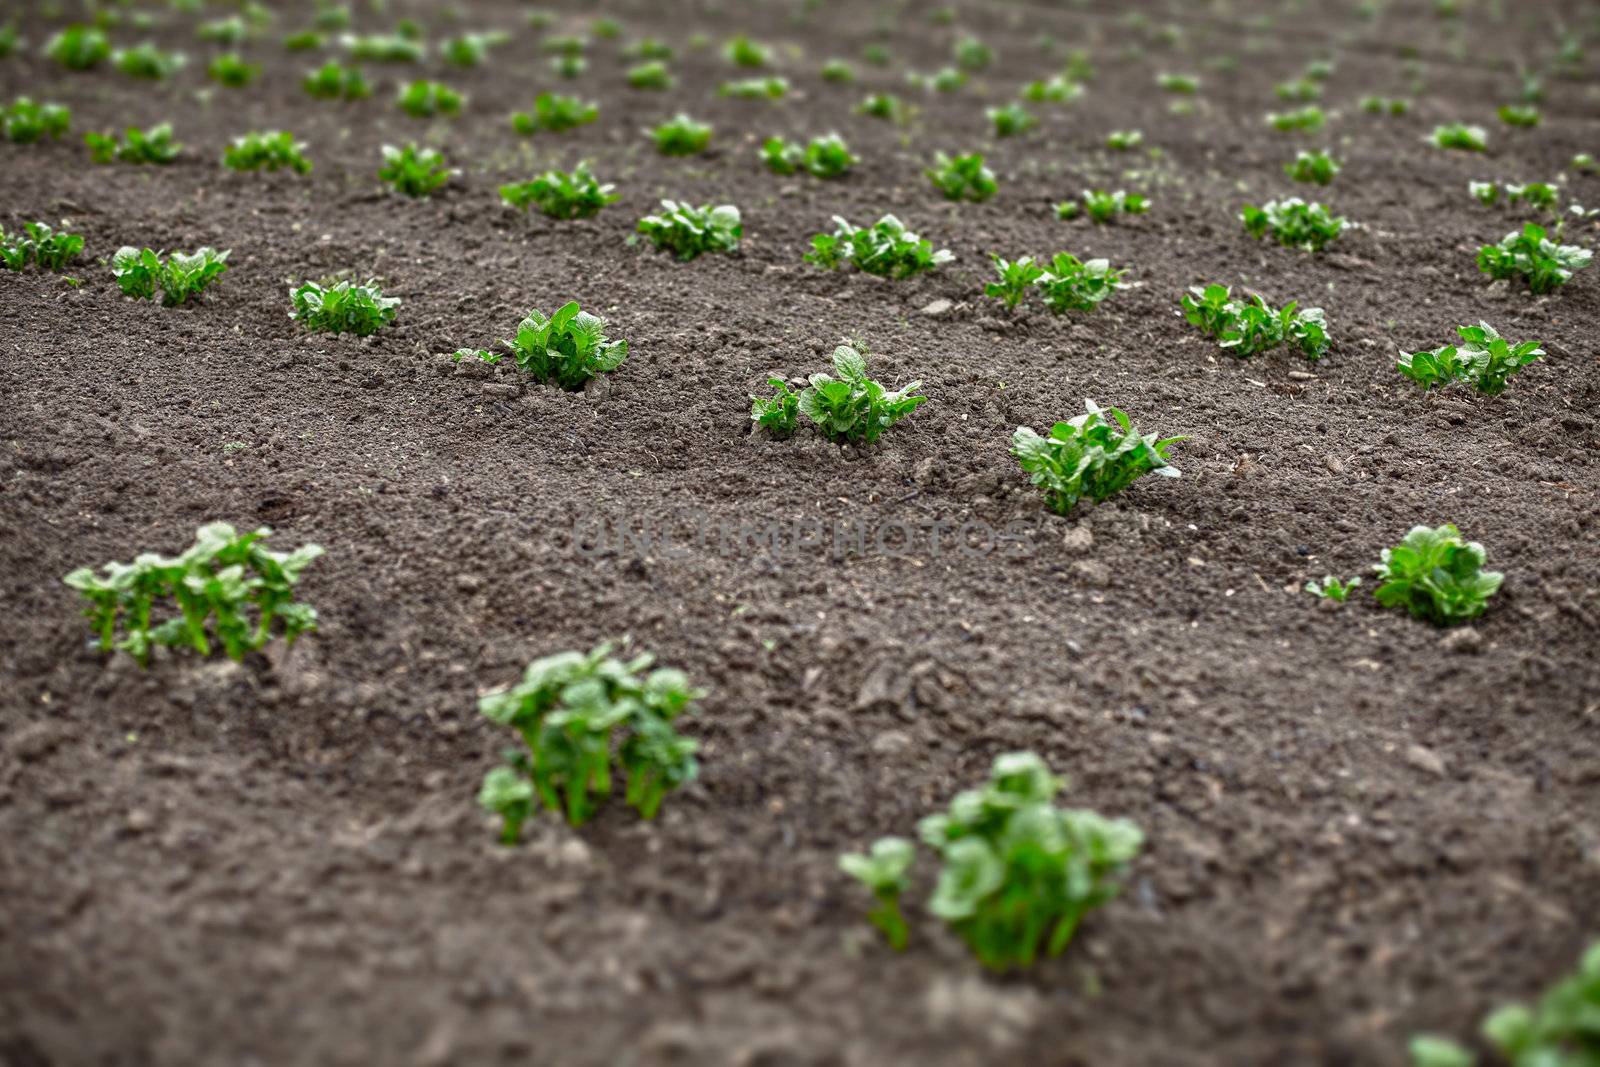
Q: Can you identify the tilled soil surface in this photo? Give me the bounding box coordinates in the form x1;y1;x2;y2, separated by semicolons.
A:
3;0;1599;1064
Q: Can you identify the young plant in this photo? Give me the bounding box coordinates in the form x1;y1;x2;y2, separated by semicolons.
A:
1497;104;1539;127
1060;188;1150;223
1035;253;1128;313
500;162;618;219
290;279;400;336
648;113;712;155
1267;105;1325;132
926;152;997;202
1021;74;1083;104
397;80;463;118
442;31;501;67
85;123;182;165
1286;149;1340;184
953;34;992;70
303;60;370;99
64;523;322;668
627;60;674;89
1013;400;1181;514
46;25;110;70
341;32;423;63
723;34;770;68
511;92;597;134
1431;122;1487;151
378;142;454;198
1181;283;1330;359
111;247;229;306
843;752;1143;969
760;133;857;179
1105;128;1143;150
749;377;800;437
984;255;1044;310
1408;942;1600;1067
477;642;700;838
3;97;70;143
1305;575;1360;601
1158;71;1199;93
720;76;789;99
502;301;628;390
1241;198;1347;252
838;838;914;950
797;340;924;444
1476;222;1592;293
804;215;954;279
114;42;186;79
1360;95;1411;115
0;221;84;272
1396;322;1543;395
207;52;260;87
987;102;1036;137
857;93;909;122
625;38;673;62
223;130;312;174
635;201;742;260
1373;524;1502;626
1503;182;1558;211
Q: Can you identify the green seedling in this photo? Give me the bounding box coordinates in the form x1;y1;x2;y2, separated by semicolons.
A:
953;34;992;70
1432;122;1487;151
1275;77;1321;102
197;15;248;45
1014;400;1182;514
290;278;400;335
3;97;71;143
749;378;800;436
114;41;185;79
985;255;1045;310
636;200;742;260
478;641;700;837
511;92;597;134
838;838;914;950
1158;71;1199;93
907;66;966;93
844;752;1142;969
1181;283;1330;359
1497;104;1539;127
46;25;110;69
805;215;954;278
112;247;228;305
820;58;855;83
987;102;1036;137
208;52;260;86
0;221;84;272
724;34;769;67
625;38;673;62
1059;188;1149;223
378;142;454;197
1397;322;1543;395
500;162;617;219
760;133;857;179
223;130;312;174
1267;105;1325;131
1305;575;1360;601
303;60;369;99
1286;149;1340;184
627;60;674;89
1035;253;1129;313
797;340;924;444
1106;128;1143;150
1374;524;1502;626
721;76;789;99
341;32;423;62
503;301;627;390
926;151;997;201
85;123;182;165
397;80;463;117
1241;198;1347;251
1408;942;1600;1067
649;113;712;155
1360;95;1411;115
442;31;503;67
1476;222;1591;293
857;93;909;122
64;522;322;667
1021;74;1083;103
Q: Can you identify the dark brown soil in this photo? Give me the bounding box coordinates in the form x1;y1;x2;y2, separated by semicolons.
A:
3;0;1599;1064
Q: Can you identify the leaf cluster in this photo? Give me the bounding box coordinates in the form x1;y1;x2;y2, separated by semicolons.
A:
926;151;997;201
208;52;260;87
63;523;322;667
500;162;617;219
987;102;1036;137
1241;197;1347;251
1012;400;1183;515
46;25;110;69
85;123;182;165
804;214;954;278
761;133;857;179
721;76;789;99
1285;149;1340;184
114;41;186;79
0;221;84;272
378;142;454;197
289;278;400;335
1373;524;1502;626
503;301;628;390
1432;122;1487;151
397;79;463;118
477;642;701;838
3;97;71;143
795;341;924;444
511;92;597;134
303;60;370;99
223;130;312;174
635;200;742;260
112;246;229;306
1397;322;1543;395
1181;283;1330;359
749;377;800;436
1476;222;1591;293
1267;105;1325;131
649;113;712;155
1057;188;1149;223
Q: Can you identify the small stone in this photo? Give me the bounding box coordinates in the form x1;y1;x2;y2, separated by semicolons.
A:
871;730;913;755
1439;627;1482;655
125;809;154;834
1287;371;1317;381
912;456;937;486
919;298;953;317
1405;744;1448;777
1061;526;1094;553
454;574;483;593
1324;455;1346;475
1071;559;1110;586
481;382;522;399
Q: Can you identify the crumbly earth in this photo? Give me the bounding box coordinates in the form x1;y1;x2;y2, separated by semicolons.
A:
2;0;1598;1064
